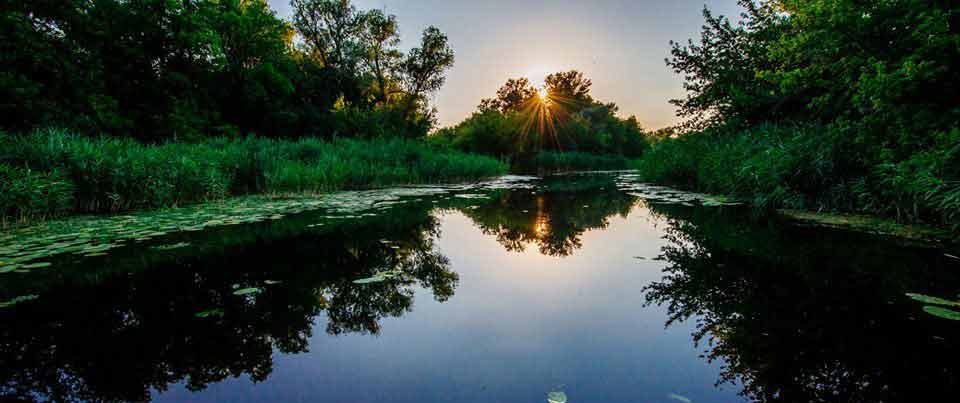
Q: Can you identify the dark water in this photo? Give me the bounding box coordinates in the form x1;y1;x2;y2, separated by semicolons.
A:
1;172;959;403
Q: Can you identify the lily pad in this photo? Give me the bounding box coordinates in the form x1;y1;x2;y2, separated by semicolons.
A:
923;306;960;321
0;295;39;308
905;293;960;307
196;309;225;318
233;287;262;296
21;262;52;269
151;242;191;251
547;391;567;403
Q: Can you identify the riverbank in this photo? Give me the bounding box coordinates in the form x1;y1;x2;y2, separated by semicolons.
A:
632;124;960;232
0;129;508;226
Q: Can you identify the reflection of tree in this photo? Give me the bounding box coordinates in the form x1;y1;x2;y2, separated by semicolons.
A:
642;205;960;402
462;175;637;256
0;205;457;402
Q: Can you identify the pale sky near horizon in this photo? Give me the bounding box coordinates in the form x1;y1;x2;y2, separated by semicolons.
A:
266;0;743;129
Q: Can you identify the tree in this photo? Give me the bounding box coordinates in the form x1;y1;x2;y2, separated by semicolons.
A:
666;1;784;130
479;78;538;114
400;26;455;120
291;0;363;70
544;70;593;109
359;9;402;106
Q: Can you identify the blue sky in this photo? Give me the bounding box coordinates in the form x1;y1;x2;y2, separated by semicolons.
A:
266;0;743;129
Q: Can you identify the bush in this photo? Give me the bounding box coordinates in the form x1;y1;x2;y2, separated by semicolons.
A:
634;124;960;227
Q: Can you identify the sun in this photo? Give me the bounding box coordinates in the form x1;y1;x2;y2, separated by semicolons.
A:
536;86;550;104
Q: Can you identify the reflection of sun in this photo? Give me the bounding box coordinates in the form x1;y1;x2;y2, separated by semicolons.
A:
534;217;549;236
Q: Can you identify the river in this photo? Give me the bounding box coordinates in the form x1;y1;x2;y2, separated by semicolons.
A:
1;172;958;402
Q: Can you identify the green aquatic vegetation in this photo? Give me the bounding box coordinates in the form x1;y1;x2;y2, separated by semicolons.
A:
196;309;225;318
353;269;405;284
922;306;960;321
0;175;531;270
233;287;262;296
906;293;960;321
0;294;39;308
20;262;51;269
547;391;568;403
151;242;192;251
906;293;960;307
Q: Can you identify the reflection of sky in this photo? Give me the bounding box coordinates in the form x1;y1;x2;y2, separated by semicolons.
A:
154;205;742;403
265;0;744;129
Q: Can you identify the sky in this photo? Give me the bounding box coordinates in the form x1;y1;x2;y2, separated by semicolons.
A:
266;0;743;129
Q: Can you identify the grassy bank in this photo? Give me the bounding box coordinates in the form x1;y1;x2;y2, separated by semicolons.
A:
633;124;960;228
0;129;507;224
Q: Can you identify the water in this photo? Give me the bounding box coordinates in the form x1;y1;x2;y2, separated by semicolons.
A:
1;172;958;402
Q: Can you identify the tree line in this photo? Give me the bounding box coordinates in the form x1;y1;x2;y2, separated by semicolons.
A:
432;70;650;162
0;0;454;142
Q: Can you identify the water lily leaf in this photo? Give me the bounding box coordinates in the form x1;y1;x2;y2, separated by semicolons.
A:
233;287;262;296
905;293;960;307
21;262;52;269
0;265;21;273
151;242;191;251
547;391;567;403
0;295;39;309
196;309;225;318
923;306;960;321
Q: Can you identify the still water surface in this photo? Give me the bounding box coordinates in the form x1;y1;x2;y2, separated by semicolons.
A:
1;172;958;402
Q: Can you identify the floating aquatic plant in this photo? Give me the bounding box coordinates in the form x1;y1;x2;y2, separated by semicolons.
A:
906;292;960;320
0;295;39;309
233;287;262;296
196;309;225;318
353;269;405;284
547;391;567;403
151;242;192;251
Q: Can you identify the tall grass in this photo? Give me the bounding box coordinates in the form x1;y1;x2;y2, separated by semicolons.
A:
633;124;960;227
0;129;507;223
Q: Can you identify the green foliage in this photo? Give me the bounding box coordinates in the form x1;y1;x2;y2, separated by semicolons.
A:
0;165;74;223
642;0;960;227
0;129;507;223
636;124;960;226
1;0;452;141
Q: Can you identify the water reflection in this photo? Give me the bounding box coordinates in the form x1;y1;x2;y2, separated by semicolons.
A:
463;175;637;256
0;204;456;402
1;173;958;402
642;204;960;402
